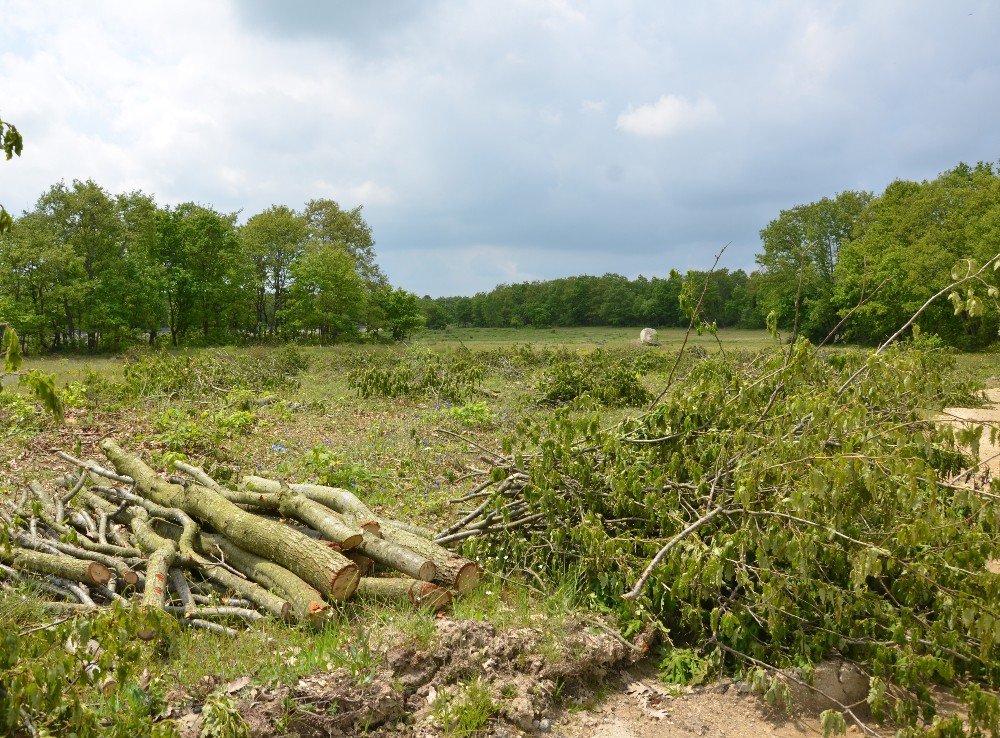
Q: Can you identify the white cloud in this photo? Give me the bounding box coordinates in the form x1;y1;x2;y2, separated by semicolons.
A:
616;94;720;138
313;179;396;207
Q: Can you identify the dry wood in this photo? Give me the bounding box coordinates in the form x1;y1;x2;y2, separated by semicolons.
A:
355;531;436;582
241;476;380;533
346;552;375;577
378;523;481;594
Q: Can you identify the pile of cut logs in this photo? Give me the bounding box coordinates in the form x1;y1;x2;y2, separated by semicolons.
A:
0;440;480;634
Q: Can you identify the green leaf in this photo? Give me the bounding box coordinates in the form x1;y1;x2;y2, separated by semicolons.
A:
2;324;22;372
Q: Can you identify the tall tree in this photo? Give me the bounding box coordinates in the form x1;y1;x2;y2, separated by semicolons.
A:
834;162;1000;347
754;190;872;341
304;199;386;288
241;206;308;336
285;242;366;341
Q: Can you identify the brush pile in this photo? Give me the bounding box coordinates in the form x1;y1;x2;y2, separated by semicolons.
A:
0;440;479;634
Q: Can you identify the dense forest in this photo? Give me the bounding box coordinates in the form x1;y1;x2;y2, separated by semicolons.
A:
426;161;1000;348
2;161;1000;353
0;181;424;352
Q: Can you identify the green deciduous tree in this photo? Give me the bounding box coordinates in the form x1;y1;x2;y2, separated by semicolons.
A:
755;190;872;341
285;241;367;341
834;162;1000;347
304;198;386;288
369;287;425;340
241;206;308;337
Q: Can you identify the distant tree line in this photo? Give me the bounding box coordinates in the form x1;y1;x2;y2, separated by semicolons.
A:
0;180;424;353
421;269;758;330
424;161;1000;348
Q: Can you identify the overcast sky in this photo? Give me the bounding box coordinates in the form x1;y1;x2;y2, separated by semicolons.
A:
1;1;998;296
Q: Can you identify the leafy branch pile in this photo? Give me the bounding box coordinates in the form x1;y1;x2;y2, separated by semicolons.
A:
348;348;486;403
1;443;480;633
444;339;999;735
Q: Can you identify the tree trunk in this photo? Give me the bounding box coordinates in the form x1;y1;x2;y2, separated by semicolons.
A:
101;440;359;601
176;464;364;550
241;476;380;532
0;548;111;587
356;577;451;612
378;524;481;594
197;533;328;626
355;531;436;582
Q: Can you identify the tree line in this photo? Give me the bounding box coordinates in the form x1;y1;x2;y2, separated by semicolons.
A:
4;160;1000;353
425;160;1000;348
0;180;424;353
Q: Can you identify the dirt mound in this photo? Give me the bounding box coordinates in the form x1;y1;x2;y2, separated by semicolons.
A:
173;617;642;737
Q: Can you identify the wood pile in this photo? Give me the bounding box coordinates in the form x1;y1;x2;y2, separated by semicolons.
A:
0;440;479;634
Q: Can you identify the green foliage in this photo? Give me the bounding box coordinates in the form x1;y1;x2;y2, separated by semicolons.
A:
471;340;999;731
2;323;22;373
369;286;426;340
90;348;308;402
835;162;1000;347
348;349;485;403
444;401;494;427
755;191;873;341
0;602;181;737
820;709;847;736
0;115;23;236
302;444;388;493
432;678;498;737
659;648;713;686
425;269;757;330
150;406;258;454
19;369;64;423
200;693;249;738
536;348;652;407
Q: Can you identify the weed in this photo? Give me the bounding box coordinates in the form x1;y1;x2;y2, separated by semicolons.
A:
444;401;494;427
433;678;498;737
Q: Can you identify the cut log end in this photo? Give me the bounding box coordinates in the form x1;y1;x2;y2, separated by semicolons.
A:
120;569;139;587
329;564;361;600
339;532;363;550
417;561;437;582
452;562;482;595
361;521;381;535
87;561;113;587
411;582;452;612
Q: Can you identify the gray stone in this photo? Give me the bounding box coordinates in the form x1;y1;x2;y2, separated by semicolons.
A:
639;328;659;345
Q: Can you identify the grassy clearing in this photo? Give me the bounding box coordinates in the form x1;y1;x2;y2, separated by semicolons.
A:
3;327;1000;734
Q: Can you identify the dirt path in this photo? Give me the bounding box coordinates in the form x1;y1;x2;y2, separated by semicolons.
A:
941;386;1000;477
553;669;835;738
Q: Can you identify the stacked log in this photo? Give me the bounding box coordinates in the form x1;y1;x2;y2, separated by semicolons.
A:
0;441;478;633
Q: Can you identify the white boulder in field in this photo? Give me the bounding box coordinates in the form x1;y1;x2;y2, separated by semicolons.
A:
639;328;659;345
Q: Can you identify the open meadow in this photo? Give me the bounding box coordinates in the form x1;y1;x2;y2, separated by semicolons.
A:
2;327;999;737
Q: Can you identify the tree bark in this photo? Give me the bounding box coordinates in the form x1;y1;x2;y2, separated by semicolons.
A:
176;463;365;549
0;548;111;587
355;531;436;582
197;532;328;626
356;577;452;612
379;524;481;594
102;440;359;601
241;476;380;533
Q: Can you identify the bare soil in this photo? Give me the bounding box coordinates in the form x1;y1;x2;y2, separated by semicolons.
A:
169;617;884;737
